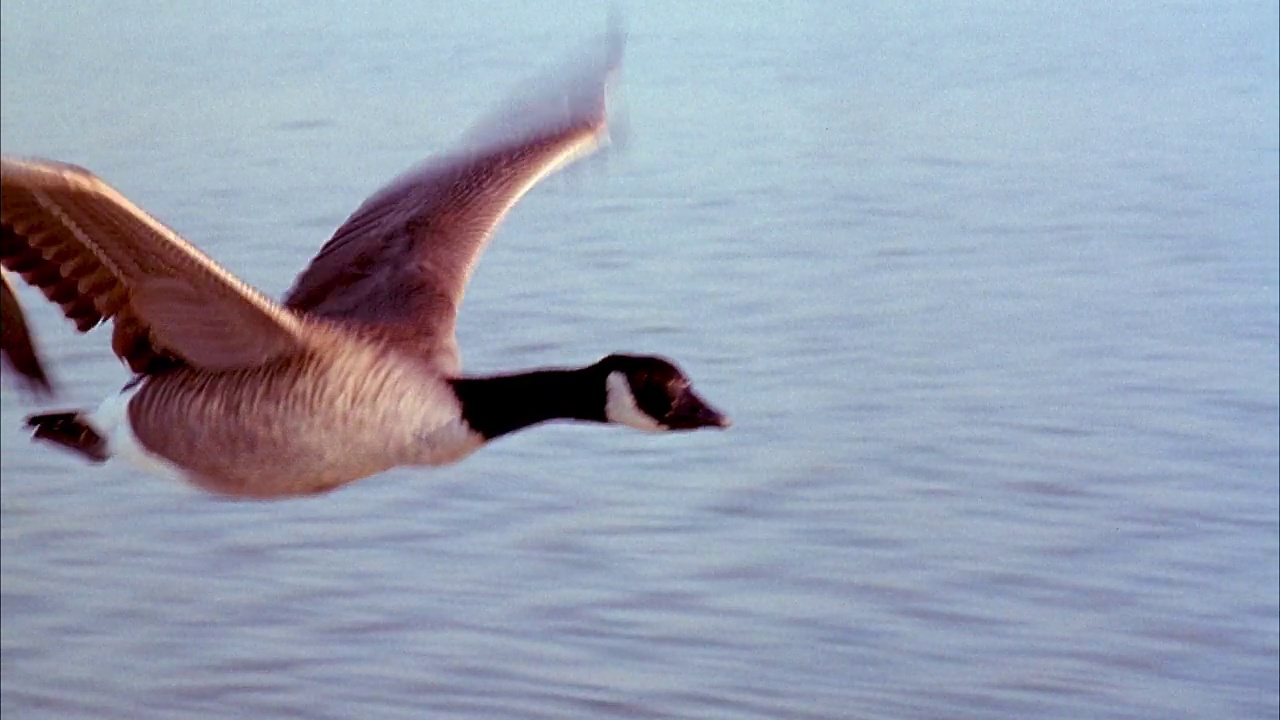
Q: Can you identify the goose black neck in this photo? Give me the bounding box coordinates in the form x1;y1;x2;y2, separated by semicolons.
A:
451;365;607;441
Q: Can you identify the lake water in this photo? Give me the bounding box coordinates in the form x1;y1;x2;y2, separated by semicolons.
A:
2;2;1277;718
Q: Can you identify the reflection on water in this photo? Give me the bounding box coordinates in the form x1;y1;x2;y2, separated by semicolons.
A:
2;2;1278;719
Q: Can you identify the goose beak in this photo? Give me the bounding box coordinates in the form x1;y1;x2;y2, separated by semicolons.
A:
667;390;731;430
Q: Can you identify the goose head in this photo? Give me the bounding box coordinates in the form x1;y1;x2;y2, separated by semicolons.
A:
597;354;730;432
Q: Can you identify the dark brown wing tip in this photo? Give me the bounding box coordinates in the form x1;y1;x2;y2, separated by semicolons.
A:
1;272;56;397
1;351;56;398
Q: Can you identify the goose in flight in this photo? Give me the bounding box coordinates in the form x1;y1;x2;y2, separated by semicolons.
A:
0;34;728;499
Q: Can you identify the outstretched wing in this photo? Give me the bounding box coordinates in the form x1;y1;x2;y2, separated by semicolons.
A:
1;157;311;376
283;29;623;374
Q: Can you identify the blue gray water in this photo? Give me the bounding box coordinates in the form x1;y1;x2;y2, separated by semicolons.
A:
2;2;1277;718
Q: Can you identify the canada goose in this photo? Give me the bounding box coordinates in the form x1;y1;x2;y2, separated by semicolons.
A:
0;34;728;499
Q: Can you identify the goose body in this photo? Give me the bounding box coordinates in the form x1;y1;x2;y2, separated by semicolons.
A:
108;342;482;497
0;32;728;499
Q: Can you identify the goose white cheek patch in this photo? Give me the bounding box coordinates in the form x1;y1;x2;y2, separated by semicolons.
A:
604;371;665;432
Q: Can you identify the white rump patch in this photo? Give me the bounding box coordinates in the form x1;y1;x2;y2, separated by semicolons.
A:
92;384;189;482
604;371;665;432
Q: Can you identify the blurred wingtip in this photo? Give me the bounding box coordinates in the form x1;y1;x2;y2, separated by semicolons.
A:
605;7;627;76
8;370;56;400
1;273;57;399
459;18;628;154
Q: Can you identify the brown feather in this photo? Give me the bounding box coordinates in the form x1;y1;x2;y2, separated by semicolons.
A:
1;270;54;395
283;30;621;374
1;157;312;374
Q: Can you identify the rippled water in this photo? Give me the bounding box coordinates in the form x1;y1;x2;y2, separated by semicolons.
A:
2;3;1278;719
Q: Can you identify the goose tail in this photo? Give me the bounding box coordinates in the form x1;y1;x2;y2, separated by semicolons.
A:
26;410;111;463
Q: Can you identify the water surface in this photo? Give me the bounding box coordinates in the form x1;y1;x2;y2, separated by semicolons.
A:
2;2;1277;718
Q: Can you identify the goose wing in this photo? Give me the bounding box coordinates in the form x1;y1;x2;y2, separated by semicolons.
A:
1;157;312;376
1;269;53;395
283;32;621;374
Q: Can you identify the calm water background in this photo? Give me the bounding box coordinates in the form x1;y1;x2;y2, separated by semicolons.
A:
2;2;1277;718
